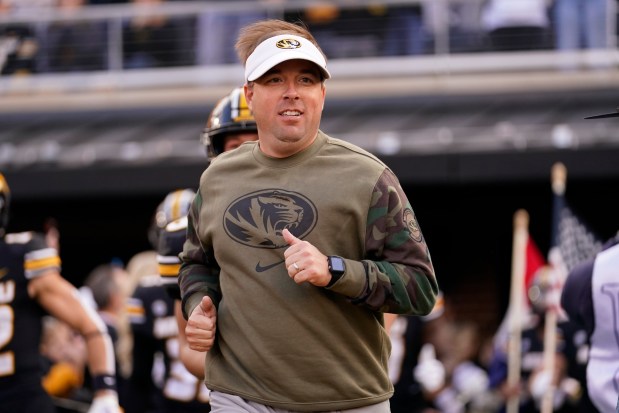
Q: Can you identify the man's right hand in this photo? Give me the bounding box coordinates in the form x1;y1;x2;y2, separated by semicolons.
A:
186;295;217;352
87;393;122;413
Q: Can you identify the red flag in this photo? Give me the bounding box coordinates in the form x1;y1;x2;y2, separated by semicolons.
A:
494;214;546;352
524;236;546;299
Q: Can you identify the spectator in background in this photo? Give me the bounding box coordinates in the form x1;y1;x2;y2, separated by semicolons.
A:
387;293;493;413
553;0;608;51
481;0;551;52
292;5;389;59
291;4;340;59
40;316;89;403
386;293;446;413
123;0;184;69
83;263;130;408
89;0;126;4
0;25;38;75
0;0;41;75
382;4;426;56
195;5;265;66
424;321;492;413
39;0;108;73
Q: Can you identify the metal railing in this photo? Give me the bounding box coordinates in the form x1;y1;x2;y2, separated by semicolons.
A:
0;0;618;111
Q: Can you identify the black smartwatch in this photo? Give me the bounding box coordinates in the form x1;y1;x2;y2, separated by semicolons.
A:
326;256;346;287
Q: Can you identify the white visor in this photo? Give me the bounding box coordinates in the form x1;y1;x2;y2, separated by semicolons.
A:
245;34;331;82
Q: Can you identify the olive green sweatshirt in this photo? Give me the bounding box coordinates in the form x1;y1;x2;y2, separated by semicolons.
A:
179;131;438;411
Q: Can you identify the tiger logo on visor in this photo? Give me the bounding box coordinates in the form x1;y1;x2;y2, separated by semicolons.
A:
276;39;302;49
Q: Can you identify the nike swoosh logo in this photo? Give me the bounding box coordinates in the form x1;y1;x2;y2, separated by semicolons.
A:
255;259;285;273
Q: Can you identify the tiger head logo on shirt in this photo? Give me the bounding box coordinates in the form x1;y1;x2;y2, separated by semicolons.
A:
224;189;317;249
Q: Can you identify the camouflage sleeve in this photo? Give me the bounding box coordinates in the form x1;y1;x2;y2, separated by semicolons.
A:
332;169;438;315
178;190;221;320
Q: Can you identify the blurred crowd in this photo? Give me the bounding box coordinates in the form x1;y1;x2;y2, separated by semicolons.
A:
0;0;617;76
34;242;597;413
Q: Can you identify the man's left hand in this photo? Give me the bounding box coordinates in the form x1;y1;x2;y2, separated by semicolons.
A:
283;228;330;286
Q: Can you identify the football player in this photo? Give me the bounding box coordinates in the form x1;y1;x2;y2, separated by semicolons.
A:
125;189;210;413
0;173;122;413
124;87;258;412
157;86;258;379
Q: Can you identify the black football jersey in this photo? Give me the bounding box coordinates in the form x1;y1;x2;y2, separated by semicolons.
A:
126;275;209;413
0;232;61;398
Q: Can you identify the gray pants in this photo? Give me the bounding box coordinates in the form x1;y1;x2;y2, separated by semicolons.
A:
210;391;391;413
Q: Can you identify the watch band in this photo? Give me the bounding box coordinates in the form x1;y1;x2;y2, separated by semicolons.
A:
326;256;345;288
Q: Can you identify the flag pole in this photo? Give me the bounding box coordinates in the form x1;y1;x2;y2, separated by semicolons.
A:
507;209;529;413
551;162;566;201
540;163;567;413
541;308;558;413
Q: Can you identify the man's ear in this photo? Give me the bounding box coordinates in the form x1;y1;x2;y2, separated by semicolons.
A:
244;83;253;111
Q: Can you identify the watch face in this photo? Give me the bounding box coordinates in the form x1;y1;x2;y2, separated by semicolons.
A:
330;257;345;273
